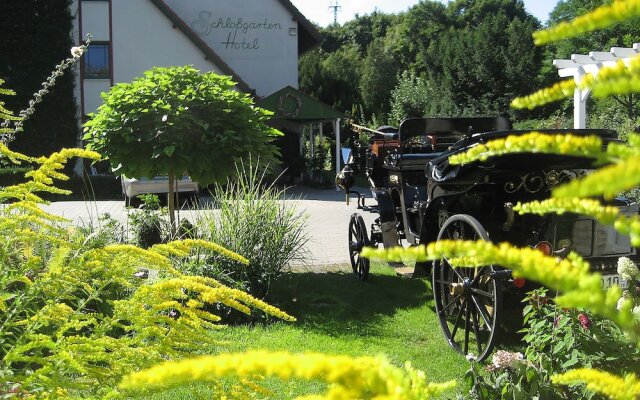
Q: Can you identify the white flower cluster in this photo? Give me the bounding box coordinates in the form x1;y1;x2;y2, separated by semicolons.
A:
70;46;84;58
491;350;524;370
617;257;639;281
616;257;639;321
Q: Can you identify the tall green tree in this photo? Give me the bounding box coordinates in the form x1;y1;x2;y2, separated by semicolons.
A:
0;0;78;158
388;71;433;125
84;66;282;226
359;38;400;120
426;0;542;116
299;45;362;115
386;1;449;74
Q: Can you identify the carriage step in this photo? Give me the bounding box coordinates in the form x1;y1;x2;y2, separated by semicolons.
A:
394;266;415;278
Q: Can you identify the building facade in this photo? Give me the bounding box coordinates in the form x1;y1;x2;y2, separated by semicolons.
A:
71;0;321;116
71;0;345;182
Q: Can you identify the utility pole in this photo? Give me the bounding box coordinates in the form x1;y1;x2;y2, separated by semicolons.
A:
329;0;341;25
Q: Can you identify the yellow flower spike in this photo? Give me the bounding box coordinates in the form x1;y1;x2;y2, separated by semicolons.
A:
448;133;604;165
511;80;577;109
552;369;640;400
120;351;454;399
552;156;640;199
533;0;640;45
153;239;249;266
0;142;34;164
362;240;640;336
514;198;630;232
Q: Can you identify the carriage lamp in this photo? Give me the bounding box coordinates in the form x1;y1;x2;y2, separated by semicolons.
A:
513;278;526;288
534;241;553;256
336;165;355;204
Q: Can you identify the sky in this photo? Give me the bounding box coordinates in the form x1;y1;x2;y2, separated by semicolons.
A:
290;0;561;27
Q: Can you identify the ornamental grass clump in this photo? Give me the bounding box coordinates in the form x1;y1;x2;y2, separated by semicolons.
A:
193;162;308;299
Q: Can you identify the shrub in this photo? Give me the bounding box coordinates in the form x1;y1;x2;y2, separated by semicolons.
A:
465;288;640;399
128;194;167;248
193;163;308;298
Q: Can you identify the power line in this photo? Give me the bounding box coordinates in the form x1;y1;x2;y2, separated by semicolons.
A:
328;0;341;25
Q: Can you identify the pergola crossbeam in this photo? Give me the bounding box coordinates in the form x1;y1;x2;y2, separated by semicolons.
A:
554;43;640;129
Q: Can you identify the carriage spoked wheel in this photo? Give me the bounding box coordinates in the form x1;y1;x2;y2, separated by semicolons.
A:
432;214;502;362
348;213;371;281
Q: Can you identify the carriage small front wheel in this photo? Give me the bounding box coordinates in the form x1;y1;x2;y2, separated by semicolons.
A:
432;214;502;361
348;213;370;281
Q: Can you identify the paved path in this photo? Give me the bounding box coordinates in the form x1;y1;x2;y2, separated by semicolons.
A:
41;186;377;269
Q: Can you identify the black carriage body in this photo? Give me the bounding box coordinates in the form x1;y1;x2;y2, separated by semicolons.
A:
340;117;636;361
357;117;635;269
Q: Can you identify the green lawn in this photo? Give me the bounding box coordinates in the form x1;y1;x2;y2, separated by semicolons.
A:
142;263;473;398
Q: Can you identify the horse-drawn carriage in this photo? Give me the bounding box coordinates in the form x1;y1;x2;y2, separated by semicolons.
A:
336;117;636;361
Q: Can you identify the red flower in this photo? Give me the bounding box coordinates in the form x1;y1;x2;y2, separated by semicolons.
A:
578;313;591;330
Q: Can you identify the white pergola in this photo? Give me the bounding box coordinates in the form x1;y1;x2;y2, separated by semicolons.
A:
553;43;640;129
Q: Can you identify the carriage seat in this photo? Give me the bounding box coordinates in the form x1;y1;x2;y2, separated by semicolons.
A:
397;153;442;170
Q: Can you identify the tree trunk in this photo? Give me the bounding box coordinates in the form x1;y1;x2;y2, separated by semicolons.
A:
168;171;176;231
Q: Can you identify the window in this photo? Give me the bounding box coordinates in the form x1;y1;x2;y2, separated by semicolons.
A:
84;43;110;79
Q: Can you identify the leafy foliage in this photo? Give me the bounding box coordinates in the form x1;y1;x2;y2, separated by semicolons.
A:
466;288;640;399
300;0;544;122
388;71;433;125
0;59;298;398
83;66;282;185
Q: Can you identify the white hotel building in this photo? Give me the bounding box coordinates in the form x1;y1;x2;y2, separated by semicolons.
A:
71;0;323;113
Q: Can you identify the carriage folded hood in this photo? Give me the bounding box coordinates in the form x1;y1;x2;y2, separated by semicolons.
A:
426;129;619;183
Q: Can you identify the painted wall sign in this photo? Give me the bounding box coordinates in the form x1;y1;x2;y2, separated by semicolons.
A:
163;0;300;97
191;11;282;50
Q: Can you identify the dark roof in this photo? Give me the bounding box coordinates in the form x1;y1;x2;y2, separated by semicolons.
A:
149;0;253;93
258;86;346;121
276;0;322;54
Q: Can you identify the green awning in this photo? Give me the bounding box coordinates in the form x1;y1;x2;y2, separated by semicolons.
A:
258;86;346;122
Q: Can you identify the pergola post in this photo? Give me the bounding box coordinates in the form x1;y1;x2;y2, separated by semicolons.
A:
335;118;341;191
554;43;640;130
574;67;586;129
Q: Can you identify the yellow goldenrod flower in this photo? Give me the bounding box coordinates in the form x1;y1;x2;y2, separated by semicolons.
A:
512;55;640;110
361;240;639;337
120;351;456;399
532;0;640;45
552;369;640;400
552;156;640;200
515;198;640;247
511;80;576;109
154;239;250;266
448;133;604;165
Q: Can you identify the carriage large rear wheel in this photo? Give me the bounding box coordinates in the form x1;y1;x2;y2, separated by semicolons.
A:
349;213;370;281
432;214;502;361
